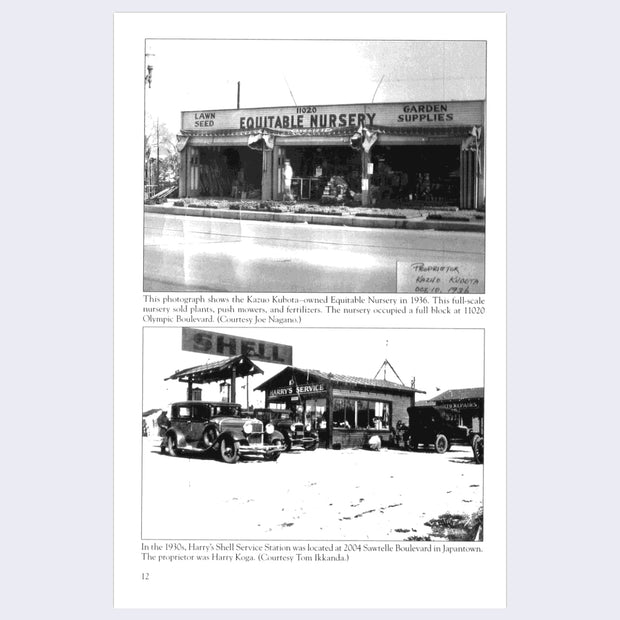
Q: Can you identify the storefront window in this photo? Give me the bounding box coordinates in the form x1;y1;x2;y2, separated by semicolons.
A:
356;400;370;428
333;398;346;427
331;397;391;430
304;398;326;430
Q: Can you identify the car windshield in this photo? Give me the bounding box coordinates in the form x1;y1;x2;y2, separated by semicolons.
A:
213;405;242;417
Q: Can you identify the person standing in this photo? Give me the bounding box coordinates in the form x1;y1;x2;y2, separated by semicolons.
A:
283;158;294;200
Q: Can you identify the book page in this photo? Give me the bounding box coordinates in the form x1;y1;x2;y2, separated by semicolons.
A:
114;12;506;608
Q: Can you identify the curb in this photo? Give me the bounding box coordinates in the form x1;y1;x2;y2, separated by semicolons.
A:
145;205;485;233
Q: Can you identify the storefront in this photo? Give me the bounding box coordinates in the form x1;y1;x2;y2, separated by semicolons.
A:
254;366;424;449
430;387;484;435
178;101;485;209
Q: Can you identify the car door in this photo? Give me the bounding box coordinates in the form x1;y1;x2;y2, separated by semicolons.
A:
171;404;192;443
188;404;211;442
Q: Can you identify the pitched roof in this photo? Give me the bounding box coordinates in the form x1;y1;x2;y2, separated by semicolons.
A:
165;354;264;384
255;366;424;397
433;387;484;402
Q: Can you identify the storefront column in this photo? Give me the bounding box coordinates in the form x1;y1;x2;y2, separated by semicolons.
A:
179;146;188;197
361;149;370;207
261;147;273;201
326;377;334;448
230;367;237;404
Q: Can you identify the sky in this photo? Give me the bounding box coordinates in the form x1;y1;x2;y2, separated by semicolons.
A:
144;39;486;136
142;327;484;411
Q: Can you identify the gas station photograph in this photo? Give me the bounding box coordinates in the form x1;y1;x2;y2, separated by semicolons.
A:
143;39;486;293
142;327;485;541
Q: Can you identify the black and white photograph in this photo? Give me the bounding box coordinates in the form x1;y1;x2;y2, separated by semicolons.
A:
142;327;484;541
144;39;486;293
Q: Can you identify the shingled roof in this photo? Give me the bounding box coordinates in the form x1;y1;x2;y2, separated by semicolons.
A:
433;387;484;402
255;366;424;397
165;354;264;384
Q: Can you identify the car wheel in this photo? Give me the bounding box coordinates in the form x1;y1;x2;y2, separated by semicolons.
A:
167;434;178;457
272;438;284;448
305;441;318;451
220;436;240;464
408;435;418;451
435;434;449;454
203;427;218;449
472;436;484;464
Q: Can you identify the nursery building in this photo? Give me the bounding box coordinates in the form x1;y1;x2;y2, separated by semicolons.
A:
177;100;486;209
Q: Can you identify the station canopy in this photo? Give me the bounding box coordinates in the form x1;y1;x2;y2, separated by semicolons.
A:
165;354;264;385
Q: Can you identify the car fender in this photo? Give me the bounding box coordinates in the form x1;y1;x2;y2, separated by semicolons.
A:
219;430;242;446
166;428;187;448
270;430;285;445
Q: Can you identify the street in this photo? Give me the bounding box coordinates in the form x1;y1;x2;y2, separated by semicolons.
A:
143;213;485;292
142;441;483;541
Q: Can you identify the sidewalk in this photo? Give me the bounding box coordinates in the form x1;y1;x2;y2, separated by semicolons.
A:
145;198;485;233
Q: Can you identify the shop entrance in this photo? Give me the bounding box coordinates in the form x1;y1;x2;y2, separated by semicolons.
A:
370;145;461;206
280;146;363;202
195;146;262;198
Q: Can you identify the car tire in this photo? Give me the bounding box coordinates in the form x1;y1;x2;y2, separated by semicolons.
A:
220;435;240;464
203;427;218;449
408;435;418;451
266;450;281;462
167;434;178;457
305;441;318;451
472;435;484;464
435;434;449;454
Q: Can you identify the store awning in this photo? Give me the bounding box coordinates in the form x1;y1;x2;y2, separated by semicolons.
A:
165;354;264;384
180;124;472;140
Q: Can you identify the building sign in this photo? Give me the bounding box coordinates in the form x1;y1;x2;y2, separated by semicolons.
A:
268;383;325;398
182;101;484;132
182;327;293;365
437;401;483;412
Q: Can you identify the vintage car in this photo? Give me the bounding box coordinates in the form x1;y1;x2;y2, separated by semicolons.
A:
404;405;471;454
161;401;285;463
253;408;319;451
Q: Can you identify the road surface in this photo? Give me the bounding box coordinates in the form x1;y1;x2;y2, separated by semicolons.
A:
144;213;484;293
142;440;483;541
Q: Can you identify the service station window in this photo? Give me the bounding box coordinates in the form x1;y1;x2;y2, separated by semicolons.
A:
305;398;326;430
332;398;391;430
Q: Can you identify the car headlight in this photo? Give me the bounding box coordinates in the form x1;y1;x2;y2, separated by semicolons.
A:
243;422;254;435
265;423;274;434
290;423;297;432
305;424;311;432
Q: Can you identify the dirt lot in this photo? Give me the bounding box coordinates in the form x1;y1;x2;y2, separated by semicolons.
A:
141;440;483;541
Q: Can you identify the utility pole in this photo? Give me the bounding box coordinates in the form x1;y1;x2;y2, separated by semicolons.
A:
156;118;160;193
